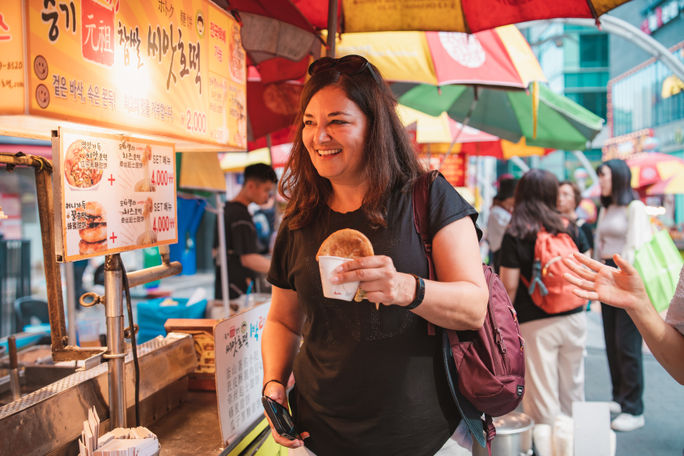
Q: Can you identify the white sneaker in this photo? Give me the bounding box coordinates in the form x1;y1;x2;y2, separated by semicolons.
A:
608;401;622;414
611;413;645;432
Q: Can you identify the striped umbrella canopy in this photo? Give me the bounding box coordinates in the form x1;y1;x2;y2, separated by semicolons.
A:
397;82;604;150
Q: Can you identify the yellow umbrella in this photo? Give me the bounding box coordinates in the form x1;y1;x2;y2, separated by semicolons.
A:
336;26;545;88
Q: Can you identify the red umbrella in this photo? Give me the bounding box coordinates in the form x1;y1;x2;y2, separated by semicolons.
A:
338;0;631;33
246;65;304;142
626;152;684;188
218;0;322;64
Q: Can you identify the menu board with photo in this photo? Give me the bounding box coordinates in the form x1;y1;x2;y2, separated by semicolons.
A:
214;302;269;447
53;127;177;261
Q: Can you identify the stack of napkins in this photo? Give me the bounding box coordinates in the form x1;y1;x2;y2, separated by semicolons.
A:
78;407;159;456
94;427;159;456
78;407;100;456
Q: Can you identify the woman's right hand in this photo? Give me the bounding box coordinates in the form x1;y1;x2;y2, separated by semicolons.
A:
262;381;310;449
563;252;650;311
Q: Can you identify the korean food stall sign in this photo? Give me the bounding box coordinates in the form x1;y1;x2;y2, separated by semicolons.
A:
0;0;246;149
214;302;269;448
53;127;177;261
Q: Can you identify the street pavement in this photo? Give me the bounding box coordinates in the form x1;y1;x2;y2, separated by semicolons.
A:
584;307;684;456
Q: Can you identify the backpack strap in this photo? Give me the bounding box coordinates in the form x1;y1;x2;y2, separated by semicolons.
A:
412;170;439;281
520;261;548;297
412;170;439;335
414;171;494;454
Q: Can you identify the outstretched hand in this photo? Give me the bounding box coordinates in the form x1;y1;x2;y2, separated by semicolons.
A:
563;252;650;312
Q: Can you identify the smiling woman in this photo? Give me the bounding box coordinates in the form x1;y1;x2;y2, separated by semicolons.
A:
301;86;368;193
260;55;489;455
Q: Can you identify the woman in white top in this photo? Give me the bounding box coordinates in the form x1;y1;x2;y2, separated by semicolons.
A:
486;177;516;273
593;159;652;432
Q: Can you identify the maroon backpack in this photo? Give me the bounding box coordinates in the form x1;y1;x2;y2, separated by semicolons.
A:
412;171;526;451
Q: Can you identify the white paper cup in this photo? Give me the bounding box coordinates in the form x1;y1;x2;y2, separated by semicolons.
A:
318;256;359;301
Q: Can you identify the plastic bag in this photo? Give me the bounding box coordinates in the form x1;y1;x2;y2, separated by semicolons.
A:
633;229;683;312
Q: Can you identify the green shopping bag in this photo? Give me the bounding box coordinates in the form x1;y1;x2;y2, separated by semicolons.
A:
633;230;684;312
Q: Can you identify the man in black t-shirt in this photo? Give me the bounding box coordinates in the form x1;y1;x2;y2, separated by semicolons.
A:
214;163;277;300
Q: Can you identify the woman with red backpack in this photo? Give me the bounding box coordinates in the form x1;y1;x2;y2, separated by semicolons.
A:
499;169;590;427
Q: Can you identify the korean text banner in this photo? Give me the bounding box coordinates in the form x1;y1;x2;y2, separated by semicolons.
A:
0;0;25;114
26;0;246;148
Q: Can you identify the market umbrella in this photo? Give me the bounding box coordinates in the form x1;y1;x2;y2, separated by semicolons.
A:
397;82;604;150
397;104;553;160
339;0;632;33
246;63;304;142
218;0;321;64
280;0;630;34
336;26;546;88
646;176;684;195
626;152;684;188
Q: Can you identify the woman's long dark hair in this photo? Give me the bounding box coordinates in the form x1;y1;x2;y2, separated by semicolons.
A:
279;57;424;230
597;159;635;208
507;169;568;241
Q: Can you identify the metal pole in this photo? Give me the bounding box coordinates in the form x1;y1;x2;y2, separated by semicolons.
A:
509;156;530;173
572;150;600;185
326;0;338;57
215;194;230;315
64;262;77;345
104;254;126;429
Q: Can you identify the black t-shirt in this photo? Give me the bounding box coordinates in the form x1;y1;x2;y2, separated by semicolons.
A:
499;226;589;324
577;219;594;251
214;201;260;299
268;175;478;456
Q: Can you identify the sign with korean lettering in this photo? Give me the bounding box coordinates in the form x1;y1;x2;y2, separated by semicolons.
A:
53;127;177;261
23;0;245;148
214;302;269;447
0;1;25;113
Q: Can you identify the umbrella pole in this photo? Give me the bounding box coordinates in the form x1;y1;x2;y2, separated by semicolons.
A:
439;87;479;171
215;193;230;315
266;133;273;164
510;156;530;173
326;0;339;57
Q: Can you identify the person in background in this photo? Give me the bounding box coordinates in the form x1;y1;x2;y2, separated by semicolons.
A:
593;159;652;432
261;55;487;455
564;254;684;385
557;180;595;310
486;177;517;273
557;180;594;257
213;163;277;300
499;169;590;427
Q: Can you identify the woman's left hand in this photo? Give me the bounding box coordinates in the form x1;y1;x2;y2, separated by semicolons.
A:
331;255;415;307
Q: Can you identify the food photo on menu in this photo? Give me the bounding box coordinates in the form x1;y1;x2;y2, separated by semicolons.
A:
64;140;105;189
78;201;108;255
